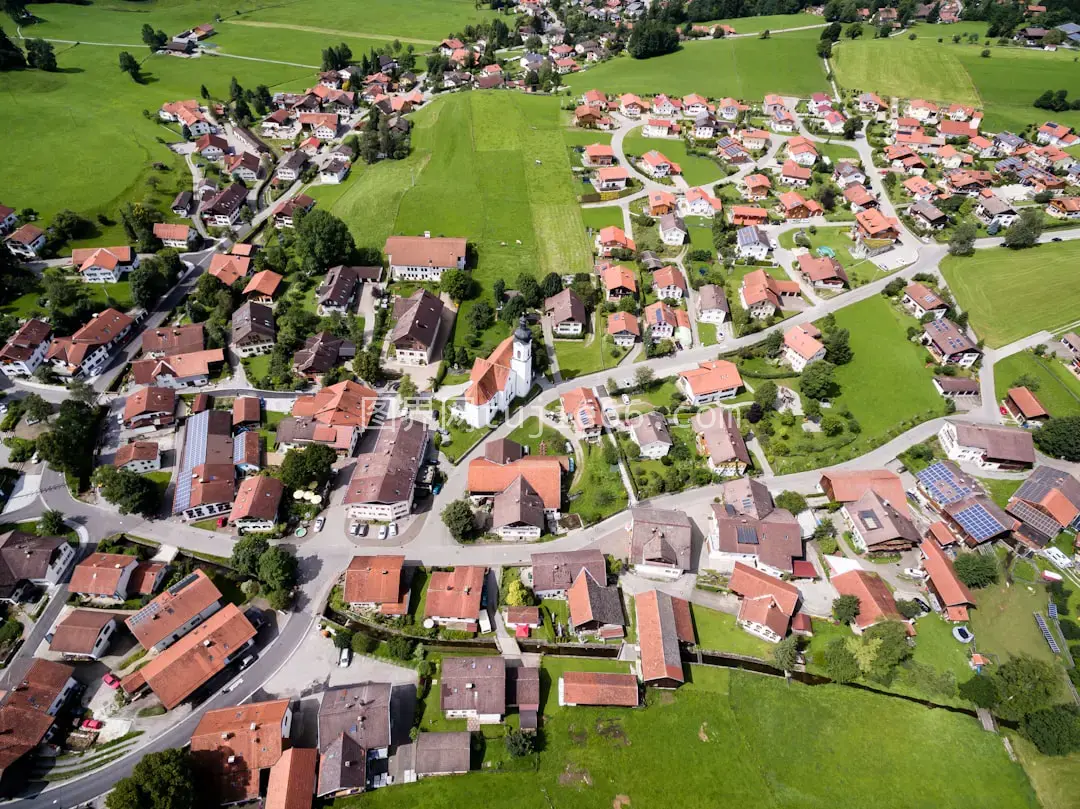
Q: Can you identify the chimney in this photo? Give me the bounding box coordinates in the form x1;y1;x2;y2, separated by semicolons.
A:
221;732;230;740
203;639;212;647
249;722;257;731
227;755;236;764
344;761;352;768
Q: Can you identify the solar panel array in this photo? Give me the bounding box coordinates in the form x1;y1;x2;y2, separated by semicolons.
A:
173;409;210;513
736;525;759;545
1034;613;1060;654
951;502;1007;542
917;461;978;505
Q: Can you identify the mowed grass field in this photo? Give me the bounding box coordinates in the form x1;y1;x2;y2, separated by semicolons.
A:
993;351;1080;417
831;31;1080;132
324;91;592;355
336;668;1038;809
699;12;825;33
565;29;828;99
622;128;725;187
0;42;310;248
939;241;1080;347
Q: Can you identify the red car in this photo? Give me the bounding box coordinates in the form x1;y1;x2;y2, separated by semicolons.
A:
102;673;121;689
81;719;103;730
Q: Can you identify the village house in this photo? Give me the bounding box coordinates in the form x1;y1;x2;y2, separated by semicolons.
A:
153;222;196;249
939;420;1035;470
425;566;486;629
1005;386;1049;427
679;186;723;218
595;225;636;257
643;118;678;138
844;184;878;212
973;189;1018;229
491;475;547;539
642;301;689;344
697;284;729;324
47;308;134;378
909;200;949;230
5;224;47;258
273;194;315;229
782;324;827;372
343;555;408;615
1007;465;1080;547
530;549;605;600
736;128;770;151
649;189;676;216
707;478;802;576
567;567;624;638
831;570;900;632
607;311;640;346
842;488;920;554
593;165;630;192
601;266;637;300
390;288;444;365
275;151;308;182
122;386;176;430
635;589;695;688
639;150;681;179
729;563;800;643
677;359;743;404
619;93;648;117
196;133;228;161
231;301;276;358
560;387;603;440
70;246;138;284
786;136;818;167
224;151;263;183
741;173;772;200
920;536;976;621
69;552;144;602
902;282;949;319
653;266;686;299
921;318;981;367
229;475;283;535
628;507;693;578
584;143;615;167
857;92;888;115
833;162;866;187
131;348;225;388
739;269;801;318
851;208;900;257
631;410;673;459
384;234;467;282
125;568;223;651
693;409;751;476
0;530;76;603
780;160;812;188
243;269;283;306
48;609;120;661
795;254;848;290
170;408;236;520
113;440;161;474
315;682;393;797
201;184;247;227
735;225;771;260
0;319;51;378
545;288;587;336
777;191;823;221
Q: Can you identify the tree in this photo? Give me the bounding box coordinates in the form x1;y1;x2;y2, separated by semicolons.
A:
36;400;95;480
398;374;417;401
278;443;337;490
354;349;383;385
92;466;160;515
775;491;807;514
845;22;863;38
22;393;51;423
626;19;680;58
958;674;998;708
230;536;270;578
131;260;170;309
140;24;167;52
441;498;475;541
1002;208;1044;249
800;360;836;400
816;39;833;58
540;271;563;299
0;25;27;70
25;38;56;71
1022;705;1080;756
821;22;843;40
352;631;376;654
820;415;844;436
842;116;861;140
746;402;764;423
105;748;196;809
896;599;922;619
773;635;798;672
1034;416;1080;461
948;222;977;256
38;510;66;536
832;594;861;625
493;278;506;304
67;378;97;406
952;551;999;588
505;579;533;606
293;209;355;273
333;628;354;649
266;588;292;610
440;268;474;303
634;365;655;391
754;380;778;412
468;301;494;333
387;635;415;660
257;546;298;593
118;51;141;81
824;328;852;364
823;637;861;682
992;655;1060;721
516;274;541;308
505;729;536;757
499;294;527;324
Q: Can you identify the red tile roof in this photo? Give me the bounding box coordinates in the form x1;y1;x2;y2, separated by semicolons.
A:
831;569;900;629
635;589;693;685
265;747;318;809
343;555;407;615
424;566;485;621
560;671;638;706
69;553;137;597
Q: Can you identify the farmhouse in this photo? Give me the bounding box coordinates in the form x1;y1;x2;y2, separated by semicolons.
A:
677;359;743;404
795;254;847;290
729;563;799;643
939;421;1035;470
343;418;428;523
47;308;134;378
920;537;976;621
113;440;161;474
831;570;900;632
385;234;467;282
545;288;587;336
391;289;444;365
707;478;802;577
0;319;51;378
783;324;826;372
739;269;801;318
1007;465;1080;546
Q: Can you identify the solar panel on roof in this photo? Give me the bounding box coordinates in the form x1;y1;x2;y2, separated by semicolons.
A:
917;462;977;506
858;510;881;530
952;503;1006;542
736;525;759;545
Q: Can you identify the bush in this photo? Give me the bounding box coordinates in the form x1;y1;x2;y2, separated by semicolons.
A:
387;635;416;660
505;729;536;757
1022;705;1080;755
832;594;860;625
896;599;922;619
266;588;292;611
333;628;354;649
953;552;999;588
351;631;377;654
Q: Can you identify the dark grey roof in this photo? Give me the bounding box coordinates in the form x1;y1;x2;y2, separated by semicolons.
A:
570;569;624;629
530;549;606;593
343;418;428;506
710;504;802;574
292;331;355;374
544;288;586;327
317;682;391;794
0;532;66;599
231;301;275;345
506;665;539;710
201;184;247;216
440;657;505;715
910;200;946;222
492;475;545;531
950;421;1035;464
697;284;729;314
317;265;360;308
414;732;470;775
317;732;365;797
391;289;444;351
484;438;523;464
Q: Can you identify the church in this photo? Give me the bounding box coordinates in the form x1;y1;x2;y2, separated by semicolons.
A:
460;318;533;428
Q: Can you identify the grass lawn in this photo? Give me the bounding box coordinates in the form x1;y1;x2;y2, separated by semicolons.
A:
623;423;711;498
764;295;947;474
208;571;247;607
564;29;829;99
1009;733;1080;809
259;410;286;448
554;334;605;381
815;140;861;165
0;39;310;249
940;241;1080;347
832;33;1080;133
562;128;613;148
969;578;1061;665
993;351;1080;418
540;599;571;637
507;416;568;457
327;92;592;358
568;441;628;525
622;129;725;187
580;206;624;233
700;12;825;33
435;400;488;464
777;225;889;285
977;477;1023;510
685;216;715;254
689;604;774;658
242;353;272;385
624;377;683;412
698;321;720;346
338;667;1038;809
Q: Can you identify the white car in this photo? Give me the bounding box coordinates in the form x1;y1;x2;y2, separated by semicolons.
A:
314;517;325;533
338;647;351;667
903;568;927;579
388;522;398;538
621;394;631;405
377;525;388;540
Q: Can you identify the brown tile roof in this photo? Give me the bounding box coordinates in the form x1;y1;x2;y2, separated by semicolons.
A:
4;659;74;714
710;501;802;574
440;656;505;715
506;665;539;710
467;456;565;511
343;555;407;615
266;747;317;809
635;590;693;684
47;309;133;369
69;553;138;596
484;438;523;464
230;476;283;523
48;609;118;655
114;440;159;468
291;331;355;375
920;538;975;617
0;319;51;364
384;235;467;269
949;421;1035;464
628;507;693;571
391;289;444;352
232;396;261;426
560;671;638;706
231;301;275;346
291;380;378;429
191;699;292;803
607;311;640;337
141;323;205;356
544;288;586;327
125;568;222;649
130;349;225;385
0;704;54;776
130;561;166;595
505;606;540;625
492;475;545;532
152;223;192;242
342;418;428;506
831;569;900;629
0;531;67;599
729;563;799;614
847;489;920;550
122;604;255;709
414;732;471;776
530;549;606;594
561;386;602;434
692;409;751;468
424;566;485;621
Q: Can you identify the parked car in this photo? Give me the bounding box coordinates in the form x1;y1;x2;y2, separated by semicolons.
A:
81;719;103;731
350;522;362;536
102;673;121;689
314;517;325;533
338;647;351;668
239;653;256;670
621;394;630;405
903;568;927;579
387;522;398;538
377;525;388;540
914;598;931;614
